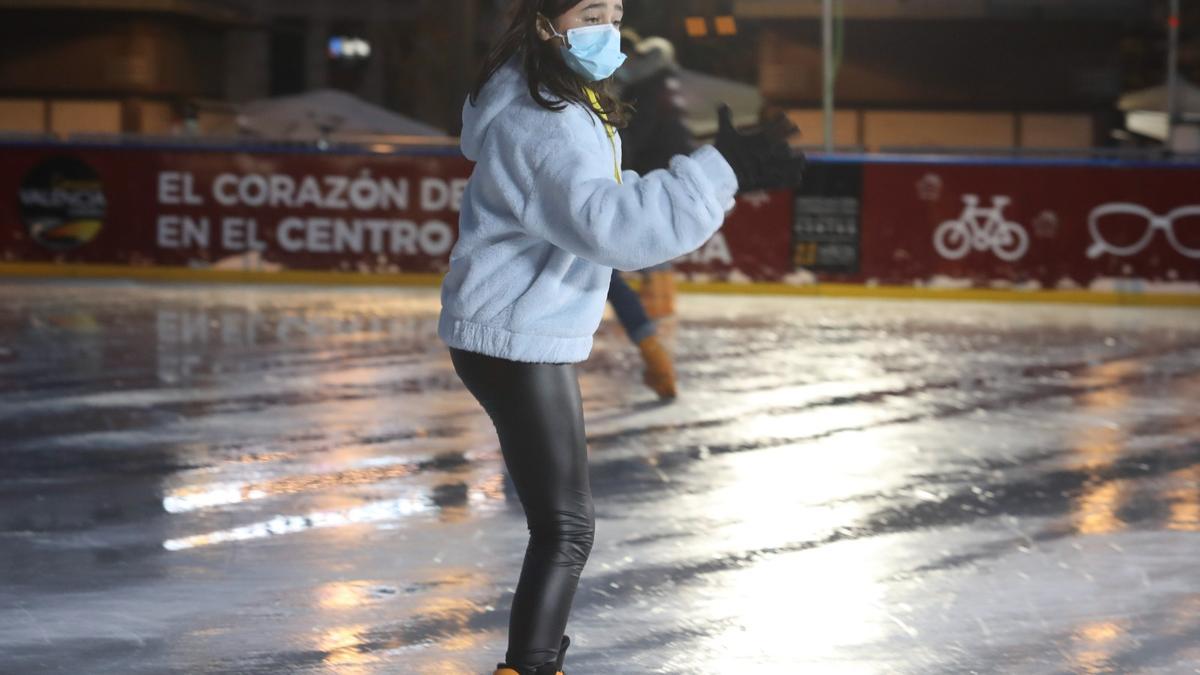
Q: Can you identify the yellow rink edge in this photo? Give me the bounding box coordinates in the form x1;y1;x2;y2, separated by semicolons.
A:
1;262;1198;308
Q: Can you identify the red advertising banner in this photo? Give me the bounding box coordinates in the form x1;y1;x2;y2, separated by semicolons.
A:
860;160;1200;291
672;188;795;283
2;143;1198;295
2;144;473;274
676;158;1200;292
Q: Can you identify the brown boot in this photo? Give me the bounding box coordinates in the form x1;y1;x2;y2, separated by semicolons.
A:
638;334;677;400
638;270;676;319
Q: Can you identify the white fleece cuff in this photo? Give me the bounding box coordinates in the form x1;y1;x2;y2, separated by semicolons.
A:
689;145;739;210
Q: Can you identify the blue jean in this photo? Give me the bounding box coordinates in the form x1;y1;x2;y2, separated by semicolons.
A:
607;269;656;344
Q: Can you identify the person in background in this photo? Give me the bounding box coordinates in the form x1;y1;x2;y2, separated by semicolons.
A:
613;30;694;173
603;29;696;400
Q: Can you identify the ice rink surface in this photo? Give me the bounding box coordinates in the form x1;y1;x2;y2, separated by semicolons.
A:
1;280;1198;674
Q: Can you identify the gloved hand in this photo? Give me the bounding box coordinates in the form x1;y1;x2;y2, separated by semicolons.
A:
713;104;806;192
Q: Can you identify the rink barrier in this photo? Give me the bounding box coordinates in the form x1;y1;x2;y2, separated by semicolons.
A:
2;262;1197;308
3;140;1199;305
672;280;1200;308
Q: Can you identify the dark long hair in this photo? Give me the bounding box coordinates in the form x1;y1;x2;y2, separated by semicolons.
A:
471;0;632;128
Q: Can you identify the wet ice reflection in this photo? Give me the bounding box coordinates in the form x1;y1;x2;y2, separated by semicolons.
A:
2;283;1199;673
162;475;507;551
1069;620;1129;675
162;494;433;551
1165;466;1200;532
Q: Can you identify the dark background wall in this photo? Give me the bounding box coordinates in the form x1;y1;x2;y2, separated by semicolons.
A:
0;0;1195;140
758;20;1130;110
0;11;226;100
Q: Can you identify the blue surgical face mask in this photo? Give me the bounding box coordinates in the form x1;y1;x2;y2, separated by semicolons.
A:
546;21;627;82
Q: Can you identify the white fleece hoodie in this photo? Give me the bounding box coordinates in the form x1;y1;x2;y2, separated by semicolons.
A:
437;56;738;363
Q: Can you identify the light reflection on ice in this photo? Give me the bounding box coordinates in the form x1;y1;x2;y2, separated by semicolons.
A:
697;538;899;670
163;484;270;513
315;623;375;673
1166;465;1200;532
162;480;503;551
162;496;432;550
161;453;433;513
1067;619;1128;674
1069;361;1135;536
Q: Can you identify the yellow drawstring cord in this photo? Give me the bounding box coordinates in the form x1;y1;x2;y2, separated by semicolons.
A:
583;87;622;184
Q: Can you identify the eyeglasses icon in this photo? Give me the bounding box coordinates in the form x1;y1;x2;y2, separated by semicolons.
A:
1087;203;1200;260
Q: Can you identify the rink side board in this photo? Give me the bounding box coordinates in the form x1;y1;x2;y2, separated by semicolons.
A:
4;261;1197;308
1;141;1198;306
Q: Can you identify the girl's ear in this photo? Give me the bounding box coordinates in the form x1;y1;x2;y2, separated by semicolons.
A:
535;14;560;43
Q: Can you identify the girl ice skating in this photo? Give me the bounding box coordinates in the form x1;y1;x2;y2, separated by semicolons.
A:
437;1;804;672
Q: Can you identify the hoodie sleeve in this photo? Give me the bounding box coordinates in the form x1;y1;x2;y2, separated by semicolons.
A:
516;116;739;272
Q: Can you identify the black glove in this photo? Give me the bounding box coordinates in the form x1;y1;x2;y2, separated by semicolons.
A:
713;104;806;192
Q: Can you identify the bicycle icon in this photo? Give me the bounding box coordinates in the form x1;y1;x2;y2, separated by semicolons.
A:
933;194;1029;261
1086;203;1200;259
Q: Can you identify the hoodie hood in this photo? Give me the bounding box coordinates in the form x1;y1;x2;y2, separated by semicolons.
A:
460;57;529;161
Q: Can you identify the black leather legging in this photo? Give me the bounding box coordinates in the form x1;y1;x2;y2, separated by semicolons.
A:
449;347;595;671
